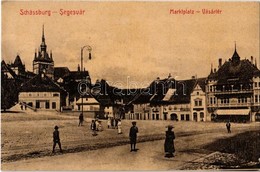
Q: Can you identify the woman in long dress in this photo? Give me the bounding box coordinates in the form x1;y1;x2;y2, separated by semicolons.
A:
164;125;175;158
117;119;122;134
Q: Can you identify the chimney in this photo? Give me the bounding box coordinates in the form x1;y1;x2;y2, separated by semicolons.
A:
168;73;172;79
218;58;222;68
251;56;253;64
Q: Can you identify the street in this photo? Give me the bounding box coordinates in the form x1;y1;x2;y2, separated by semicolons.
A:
2;128;243;170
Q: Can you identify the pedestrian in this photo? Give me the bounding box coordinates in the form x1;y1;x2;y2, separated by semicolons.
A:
118;119;122;134
115;118;118;129
78;113;84;126
129;121;138;152
226;121;231;133
95;119;99;131
98;120;103;131
52;125;63;153
107;117;111;128
164;125;175;158
91;120;97;136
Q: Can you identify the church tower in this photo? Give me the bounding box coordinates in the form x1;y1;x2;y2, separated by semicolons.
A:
33;25;54;79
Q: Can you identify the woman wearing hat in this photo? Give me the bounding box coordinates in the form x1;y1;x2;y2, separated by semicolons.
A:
164;125;175;158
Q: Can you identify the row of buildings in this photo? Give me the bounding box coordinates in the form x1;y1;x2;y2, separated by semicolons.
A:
2;26;260;122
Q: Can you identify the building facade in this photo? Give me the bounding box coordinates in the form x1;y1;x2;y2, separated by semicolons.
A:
207;47;260;122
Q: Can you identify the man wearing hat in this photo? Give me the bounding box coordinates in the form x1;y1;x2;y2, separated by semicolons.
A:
164;125;175;158
129;121;138;152
52;125;63;153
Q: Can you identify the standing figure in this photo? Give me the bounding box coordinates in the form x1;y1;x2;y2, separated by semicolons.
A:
117;119;122;134
98;120;103;131
91;120;97;136
78;113;84;126
107;118;111;128
129;121;138;152
226;121;231;133
52;125;63;153
164;125;175;158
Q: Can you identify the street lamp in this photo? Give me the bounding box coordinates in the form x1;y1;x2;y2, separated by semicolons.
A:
80;45;92;118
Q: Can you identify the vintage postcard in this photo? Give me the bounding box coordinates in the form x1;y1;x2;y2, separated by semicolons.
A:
1;1;260;170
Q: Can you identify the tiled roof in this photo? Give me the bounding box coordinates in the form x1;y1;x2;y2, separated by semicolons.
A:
20;73;67;93
169;79;197;104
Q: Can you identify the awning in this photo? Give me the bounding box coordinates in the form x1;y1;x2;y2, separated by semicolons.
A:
216;109;250;115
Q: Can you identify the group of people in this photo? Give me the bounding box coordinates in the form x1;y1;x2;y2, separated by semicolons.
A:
107;117;122;134
52;120;176;158
90;119;103;136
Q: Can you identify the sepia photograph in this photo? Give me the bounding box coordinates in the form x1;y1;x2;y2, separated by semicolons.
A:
1;1;260;170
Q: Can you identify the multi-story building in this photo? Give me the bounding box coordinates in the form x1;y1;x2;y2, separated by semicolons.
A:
19;73;68;111
207;46;260;122
128;76;207;121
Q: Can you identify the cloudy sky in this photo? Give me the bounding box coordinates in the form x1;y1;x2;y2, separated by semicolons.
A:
2;2;259;88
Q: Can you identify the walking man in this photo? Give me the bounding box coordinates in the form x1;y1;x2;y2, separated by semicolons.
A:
129;121;138;152
52;126;63;153
226;121;231;133
78;113;84;126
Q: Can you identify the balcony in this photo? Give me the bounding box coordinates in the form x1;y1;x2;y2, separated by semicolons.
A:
211;90;253;95
208;102;252;108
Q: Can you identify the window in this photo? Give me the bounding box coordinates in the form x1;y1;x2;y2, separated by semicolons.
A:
186;114;190;121
52;102;56;109
259;82;260;87
200;112;204;121
195;100;198;106
46;101;50;109
210;97;213;104
181;114;185;121
29;93;32;97
36;101;40;108
199;100;202;106
255;82;258;87
255;95;258;103
197;92;199;95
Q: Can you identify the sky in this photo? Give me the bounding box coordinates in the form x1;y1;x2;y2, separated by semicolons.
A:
2;2;259;88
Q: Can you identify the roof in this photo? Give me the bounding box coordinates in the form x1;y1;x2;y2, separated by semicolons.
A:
168;79;197;104
63;71;90;82
1;60;17;79
196;78;207;92
208;48;260;82
54;67;70;81
12;55;24;67
20;73;67;93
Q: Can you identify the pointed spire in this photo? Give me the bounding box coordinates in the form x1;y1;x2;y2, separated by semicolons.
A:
42;24;45;42
210;63;213;74
40;24;47;52
231;41;240;63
